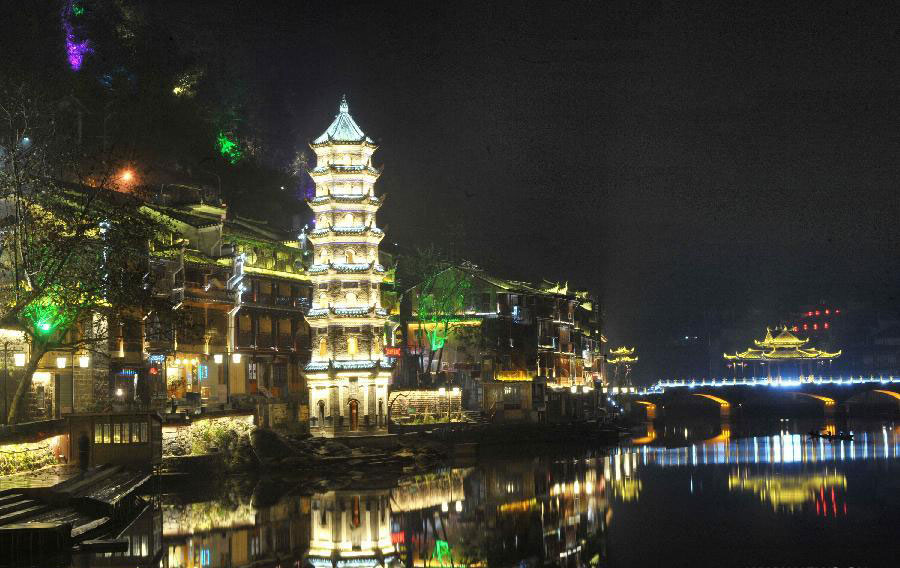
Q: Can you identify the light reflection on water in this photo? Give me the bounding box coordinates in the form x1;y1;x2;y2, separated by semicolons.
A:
84;420;899;568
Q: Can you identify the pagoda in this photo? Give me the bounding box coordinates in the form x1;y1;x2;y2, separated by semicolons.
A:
305;96;391;437
608;346;638;392
724;327;840;379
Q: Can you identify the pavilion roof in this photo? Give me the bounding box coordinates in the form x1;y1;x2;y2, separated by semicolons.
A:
754;327;808;348
312;96;374;145
725;327;840;361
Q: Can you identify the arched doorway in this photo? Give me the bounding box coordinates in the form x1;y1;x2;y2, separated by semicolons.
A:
317;400;326;426
348;399;360;431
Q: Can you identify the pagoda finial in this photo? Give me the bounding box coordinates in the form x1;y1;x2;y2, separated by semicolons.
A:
339;94;349;114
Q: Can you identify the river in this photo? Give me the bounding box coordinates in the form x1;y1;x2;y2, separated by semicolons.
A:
77;418;899;567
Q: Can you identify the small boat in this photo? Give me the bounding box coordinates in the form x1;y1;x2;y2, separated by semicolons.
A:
808;430;853;442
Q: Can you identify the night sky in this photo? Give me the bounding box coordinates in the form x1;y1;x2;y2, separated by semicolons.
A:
7;1;900;381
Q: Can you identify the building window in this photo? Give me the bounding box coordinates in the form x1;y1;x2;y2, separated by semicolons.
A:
345;250;354;263
348;336;358;356
346;292;357;304
342;281;359;288
319;338;328;357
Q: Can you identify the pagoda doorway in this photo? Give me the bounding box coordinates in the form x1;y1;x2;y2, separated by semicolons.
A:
348;399;360;431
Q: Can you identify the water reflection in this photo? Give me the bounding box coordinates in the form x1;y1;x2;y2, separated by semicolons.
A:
76;420;899;567
727;469;847;513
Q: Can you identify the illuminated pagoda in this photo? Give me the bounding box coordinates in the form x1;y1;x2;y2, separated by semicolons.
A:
607;346;638;393
724;327;840;379
305;96;391;437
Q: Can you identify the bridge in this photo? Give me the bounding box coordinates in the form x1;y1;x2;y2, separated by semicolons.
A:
616;376;900;418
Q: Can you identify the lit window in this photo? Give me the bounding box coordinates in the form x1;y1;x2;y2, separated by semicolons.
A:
792;326;798;332
348;336;358;356
836;309;841;314
319;338;328;357
815;310;820;316
807;311;813;317
825;309;830;315
813;323;818;330
803;324;808;330
824;322;830;329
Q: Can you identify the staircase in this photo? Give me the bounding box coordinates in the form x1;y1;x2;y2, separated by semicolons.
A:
0;493;51;526
462;411;490;425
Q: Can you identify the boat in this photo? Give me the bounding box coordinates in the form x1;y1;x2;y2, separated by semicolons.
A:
808;430;853;442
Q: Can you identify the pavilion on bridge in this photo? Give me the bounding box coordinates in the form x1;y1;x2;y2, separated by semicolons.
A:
724;327;840;379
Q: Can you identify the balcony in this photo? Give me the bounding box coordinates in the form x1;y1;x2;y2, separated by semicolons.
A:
237;331;254;347
277;334;294;350
256;332;273;348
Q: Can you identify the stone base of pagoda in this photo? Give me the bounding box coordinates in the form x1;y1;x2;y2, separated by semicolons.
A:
307;372;389;439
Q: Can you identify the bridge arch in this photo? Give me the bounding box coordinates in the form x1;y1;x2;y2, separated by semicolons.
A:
791;392;837;416
873;389;900;401
692;393;731;417
632;400;657;420
843;388;900;415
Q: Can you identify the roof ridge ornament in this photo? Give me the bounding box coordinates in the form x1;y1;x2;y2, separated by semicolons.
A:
339;94;349;114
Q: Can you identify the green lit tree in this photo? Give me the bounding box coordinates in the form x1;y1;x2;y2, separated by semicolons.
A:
0;83;164;423
397;246;472;380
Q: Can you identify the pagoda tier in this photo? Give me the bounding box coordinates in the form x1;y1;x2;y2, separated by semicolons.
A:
724;328;841;361
304;96;391;438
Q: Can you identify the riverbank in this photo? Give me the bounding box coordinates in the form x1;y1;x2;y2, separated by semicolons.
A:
158;419;627;483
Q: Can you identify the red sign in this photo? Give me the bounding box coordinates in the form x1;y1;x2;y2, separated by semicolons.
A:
384;346;403;357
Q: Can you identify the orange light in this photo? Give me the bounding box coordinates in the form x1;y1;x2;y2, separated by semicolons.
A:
120;169;135;183
815;310;820;316
813;323;818;330
825;309;830;315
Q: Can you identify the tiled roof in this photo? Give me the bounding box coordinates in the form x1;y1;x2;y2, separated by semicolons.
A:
312;96;374;145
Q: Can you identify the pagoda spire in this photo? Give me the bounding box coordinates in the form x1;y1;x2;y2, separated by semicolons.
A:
339;94;349;113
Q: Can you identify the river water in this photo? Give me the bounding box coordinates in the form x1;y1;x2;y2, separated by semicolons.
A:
84;418;899;567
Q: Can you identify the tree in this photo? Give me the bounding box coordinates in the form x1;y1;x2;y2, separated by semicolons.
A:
396;245;472;381
0;82;165;423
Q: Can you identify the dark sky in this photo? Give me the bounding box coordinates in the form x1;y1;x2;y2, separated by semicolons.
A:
222;1;900;378
13;1;900;380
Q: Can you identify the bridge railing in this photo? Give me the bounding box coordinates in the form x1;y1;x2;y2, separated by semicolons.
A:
621;375;900;396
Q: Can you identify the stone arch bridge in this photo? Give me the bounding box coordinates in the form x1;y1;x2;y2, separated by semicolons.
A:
619;377;900;419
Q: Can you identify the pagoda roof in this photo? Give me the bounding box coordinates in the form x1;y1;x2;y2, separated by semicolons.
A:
609;346;635;356
725;327;840;361
312;96;374;145
306;306;388;319
304;359;392;372
754;327;808;348
309;194;383;206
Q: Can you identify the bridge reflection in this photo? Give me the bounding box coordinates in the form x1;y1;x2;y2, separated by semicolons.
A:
616;424;899;467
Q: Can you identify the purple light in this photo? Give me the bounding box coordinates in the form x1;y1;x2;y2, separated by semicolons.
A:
62;2;92;71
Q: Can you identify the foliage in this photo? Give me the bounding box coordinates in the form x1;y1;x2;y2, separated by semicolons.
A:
0;82;167;423
0;441;57;475
397;245;473;376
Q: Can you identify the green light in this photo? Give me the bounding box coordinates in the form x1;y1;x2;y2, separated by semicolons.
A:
23;295;71;336
432;540;452;567
71;1;85;16
217;131;243;165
